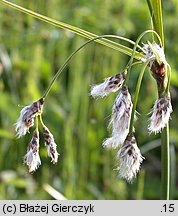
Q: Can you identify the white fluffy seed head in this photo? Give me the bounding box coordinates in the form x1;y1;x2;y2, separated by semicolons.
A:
15;98;44;138
43;126;59;164
90;72;125;98
103;135;124;149
143;42;167;67
116;134;144;183
15;105;34;138
148;94;173;134
24;130;41;173
103;86;133;149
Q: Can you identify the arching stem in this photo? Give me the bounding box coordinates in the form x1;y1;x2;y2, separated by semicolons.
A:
42;35;143;99
129;60;150;133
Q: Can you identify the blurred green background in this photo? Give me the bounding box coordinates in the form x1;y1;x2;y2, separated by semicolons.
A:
0;0;178;200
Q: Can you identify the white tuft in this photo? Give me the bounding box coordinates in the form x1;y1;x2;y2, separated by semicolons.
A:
143;43;167;67
46;145;59;164
148;94;172;134
43;126;59;164
90;72;125;98
15;98;44;138
24;149;41;173
24;129;41;173
116;134;144;183
104;86;133;148
15;105;34;138
102;136;123;149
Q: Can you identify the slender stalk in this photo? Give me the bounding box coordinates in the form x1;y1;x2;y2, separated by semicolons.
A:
150;0;164;47
170;144;176;199
129;60;150;133
146;0;157;42
165;64;172;95
149;0;170;200
39;114;46;128
161;124;170;200
146;0;153;18
0;0;144;60
35;115;39;130
43;35;143;98
146;0;170;199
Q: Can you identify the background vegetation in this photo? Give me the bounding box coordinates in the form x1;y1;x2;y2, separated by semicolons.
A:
0;0;177;199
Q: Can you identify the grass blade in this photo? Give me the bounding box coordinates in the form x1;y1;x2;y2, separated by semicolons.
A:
43;184;67;200
0;0;144;60
149;0;164;46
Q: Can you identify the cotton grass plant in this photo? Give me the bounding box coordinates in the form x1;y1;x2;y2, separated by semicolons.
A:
0;0;172;200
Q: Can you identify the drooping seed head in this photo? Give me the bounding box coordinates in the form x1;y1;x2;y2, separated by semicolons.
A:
116;134;144;183
148;94;172;134
43;126;59;164
15;98;44;138
103;86;133;149
143;42;167;67
24;129;41;173
103;135;122;149
90;72;125;98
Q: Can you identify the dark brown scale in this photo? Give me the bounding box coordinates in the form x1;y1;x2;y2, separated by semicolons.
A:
23;98;44;130
24;118;33;127
159;98;165;105
50;146;55;153
43;127;53;146
162;106;168;112
27;130;39;153
33;145;38;153
128;149;132;155
116;72;125;79
131;139;136;144
32;97;44;114
115;74;121;79
113;80;120;85
121;87;128;96
150;61;167;96
117;102;122;109
126;134;132;142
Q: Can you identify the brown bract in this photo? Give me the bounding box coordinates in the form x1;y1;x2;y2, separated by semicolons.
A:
150;61;167;95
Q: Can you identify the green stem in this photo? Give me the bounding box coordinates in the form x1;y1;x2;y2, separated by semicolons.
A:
148;0;170;199
129;60;150;133
43;35;142;98
161;124;170;200
39;114;46;128
0;0;144;60
146;0;157;42
35;115;39;130
149;0;164;47
160;64;171;200
165;64;172;95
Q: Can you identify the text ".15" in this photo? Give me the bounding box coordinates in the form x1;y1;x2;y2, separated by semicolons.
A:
162;204;174;213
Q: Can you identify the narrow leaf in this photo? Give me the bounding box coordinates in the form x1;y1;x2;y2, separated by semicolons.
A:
0;0;144;60
150;0;164;46
43;184;67;200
